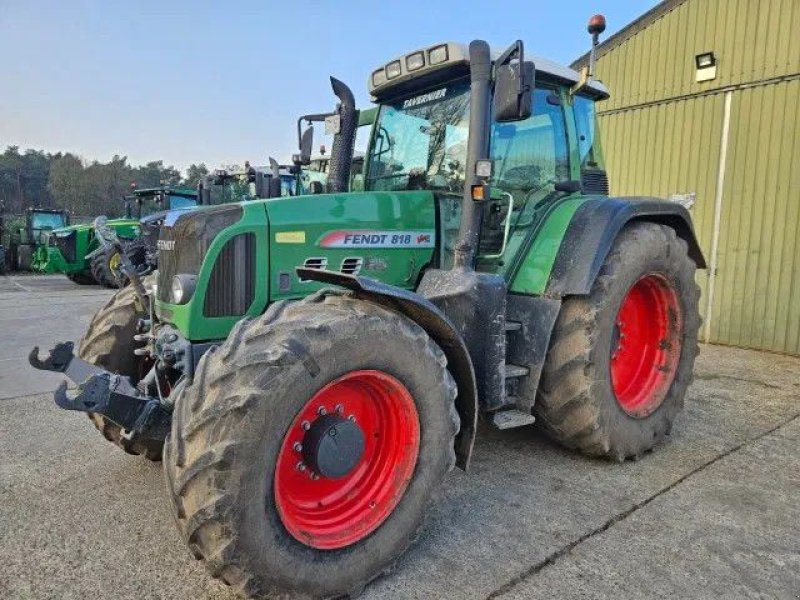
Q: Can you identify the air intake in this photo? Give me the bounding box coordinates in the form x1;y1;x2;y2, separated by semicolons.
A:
581;168;609;195
340;257;363;275
299;257;328;281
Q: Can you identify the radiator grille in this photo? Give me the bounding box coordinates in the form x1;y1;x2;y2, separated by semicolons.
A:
157;205;243;303
54;231;77;263
203;233;256;317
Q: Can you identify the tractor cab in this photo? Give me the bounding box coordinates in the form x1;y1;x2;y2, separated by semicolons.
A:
24;208;70;246
126;186;199;220
362;43;609;270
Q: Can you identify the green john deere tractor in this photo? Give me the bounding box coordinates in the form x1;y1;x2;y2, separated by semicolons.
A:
38;186;198;286
32;26;705;599
8;207;70;272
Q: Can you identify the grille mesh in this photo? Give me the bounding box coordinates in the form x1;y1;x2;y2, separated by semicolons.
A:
203;233;256;317
55;232;77;263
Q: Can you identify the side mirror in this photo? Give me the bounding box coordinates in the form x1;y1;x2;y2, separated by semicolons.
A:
493;61;535;123
295;126;313;166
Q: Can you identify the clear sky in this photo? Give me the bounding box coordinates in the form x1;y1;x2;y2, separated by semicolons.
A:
0;0;659;172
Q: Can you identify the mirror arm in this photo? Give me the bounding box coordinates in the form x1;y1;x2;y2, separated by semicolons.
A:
296;111;336;150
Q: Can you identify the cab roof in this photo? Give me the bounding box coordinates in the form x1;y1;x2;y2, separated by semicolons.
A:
369;41;609;100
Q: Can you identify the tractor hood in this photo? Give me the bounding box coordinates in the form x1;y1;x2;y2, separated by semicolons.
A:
155;191;438;342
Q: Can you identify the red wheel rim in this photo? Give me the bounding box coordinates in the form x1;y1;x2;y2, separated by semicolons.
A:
274;370;420;550
610;274;682;417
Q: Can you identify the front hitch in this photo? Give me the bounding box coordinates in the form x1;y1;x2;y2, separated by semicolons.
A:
29;343;170;443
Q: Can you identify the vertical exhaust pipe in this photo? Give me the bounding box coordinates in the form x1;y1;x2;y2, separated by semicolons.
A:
326;77;357;194
453;40;492;270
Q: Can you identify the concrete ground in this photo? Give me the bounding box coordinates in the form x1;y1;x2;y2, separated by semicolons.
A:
1;274;798;600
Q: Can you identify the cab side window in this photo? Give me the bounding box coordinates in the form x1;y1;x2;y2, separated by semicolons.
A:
490;87;570;201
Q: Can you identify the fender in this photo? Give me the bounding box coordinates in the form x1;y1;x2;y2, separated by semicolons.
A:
296;268;478;471
546;197;706;296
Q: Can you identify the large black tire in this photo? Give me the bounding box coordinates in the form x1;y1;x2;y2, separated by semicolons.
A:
164;292;459;598
534;223;701;460
67;272;96;285
90;246;122;288
78;273;162;460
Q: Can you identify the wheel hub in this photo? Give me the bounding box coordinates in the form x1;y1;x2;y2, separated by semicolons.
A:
274;370;420;550
301;414;365;479
610;273;682;417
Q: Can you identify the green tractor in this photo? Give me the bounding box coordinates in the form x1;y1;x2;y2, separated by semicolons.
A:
32;25;705;599
38;186;198;286
7;207;70;272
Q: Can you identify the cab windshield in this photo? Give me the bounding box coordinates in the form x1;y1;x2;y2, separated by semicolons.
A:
366;79;470;193
31;212;66;230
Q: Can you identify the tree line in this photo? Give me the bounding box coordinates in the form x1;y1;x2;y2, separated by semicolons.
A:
0;146;210;217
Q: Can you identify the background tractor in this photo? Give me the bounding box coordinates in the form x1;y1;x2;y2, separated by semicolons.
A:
32;23;705;599
4;207;69;272
38;186;198;286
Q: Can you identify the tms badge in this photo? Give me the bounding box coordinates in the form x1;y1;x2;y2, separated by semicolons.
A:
364;257;388;272
157;239;176;251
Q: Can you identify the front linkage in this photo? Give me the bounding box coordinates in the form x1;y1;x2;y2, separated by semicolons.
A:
28;342;170;444
29;216;176;447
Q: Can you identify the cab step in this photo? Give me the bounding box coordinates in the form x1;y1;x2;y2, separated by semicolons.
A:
504;320;522;331
504;364;529;379
490;408;536;429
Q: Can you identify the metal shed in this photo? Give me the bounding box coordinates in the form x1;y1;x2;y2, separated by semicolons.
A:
573;0;800;355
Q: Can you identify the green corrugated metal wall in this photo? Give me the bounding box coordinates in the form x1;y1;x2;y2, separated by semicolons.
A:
589;0;800;355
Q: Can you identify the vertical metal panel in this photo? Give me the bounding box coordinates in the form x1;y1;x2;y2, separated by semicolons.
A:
595;0;800;112
711;78;800;354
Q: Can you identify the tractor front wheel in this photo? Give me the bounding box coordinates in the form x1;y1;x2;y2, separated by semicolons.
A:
536;223;701;460
164;292;458;598
91;246;122;288
78;273;162;460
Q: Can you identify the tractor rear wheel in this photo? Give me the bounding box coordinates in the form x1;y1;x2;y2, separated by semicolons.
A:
164;292;458;598
535;223;700;460
90;246;122;288
78;273;162;460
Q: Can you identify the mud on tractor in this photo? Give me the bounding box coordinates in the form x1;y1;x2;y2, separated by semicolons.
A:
31;26;704;599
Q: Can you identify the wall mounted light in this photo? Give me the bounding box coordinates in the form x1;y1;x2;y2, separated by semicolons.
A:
695;51;717;82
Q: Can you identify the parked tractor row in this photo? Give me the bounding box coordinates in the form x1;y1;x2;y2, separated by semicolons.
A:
30;16;705;599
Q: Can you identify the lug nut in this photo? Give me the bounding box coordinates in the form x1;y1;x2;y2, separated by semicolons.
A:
334;404;344;414
310;472;319;480
317;406;327;416
301;421;311;431
348;415;356;422
293;442;302;453
296;462;306;472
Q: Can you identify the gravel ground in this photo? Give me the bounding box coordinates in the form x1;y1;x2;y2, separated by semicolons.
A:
1;275;798;599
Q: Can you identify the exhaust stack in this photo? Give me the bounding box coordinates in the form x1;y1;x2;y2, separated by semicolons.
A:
326;77;357;194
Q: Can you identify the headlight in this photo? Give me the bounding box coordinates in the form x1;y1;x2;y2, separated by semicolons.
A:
428;44;448;65
372;68;387;87
170;274;197;305
385;60;402;79
406;52;425;71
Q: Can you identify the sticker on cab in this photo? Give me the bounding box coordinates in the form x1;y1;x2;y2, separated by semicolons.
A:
318;230;435;249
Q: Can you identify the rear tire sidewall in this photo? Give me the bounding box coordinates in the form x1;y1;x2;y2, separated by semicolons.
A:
196;310;454;594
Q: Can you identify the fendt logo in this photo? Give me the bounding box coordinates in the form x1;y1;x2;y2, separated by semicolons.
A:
157;240;175;251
